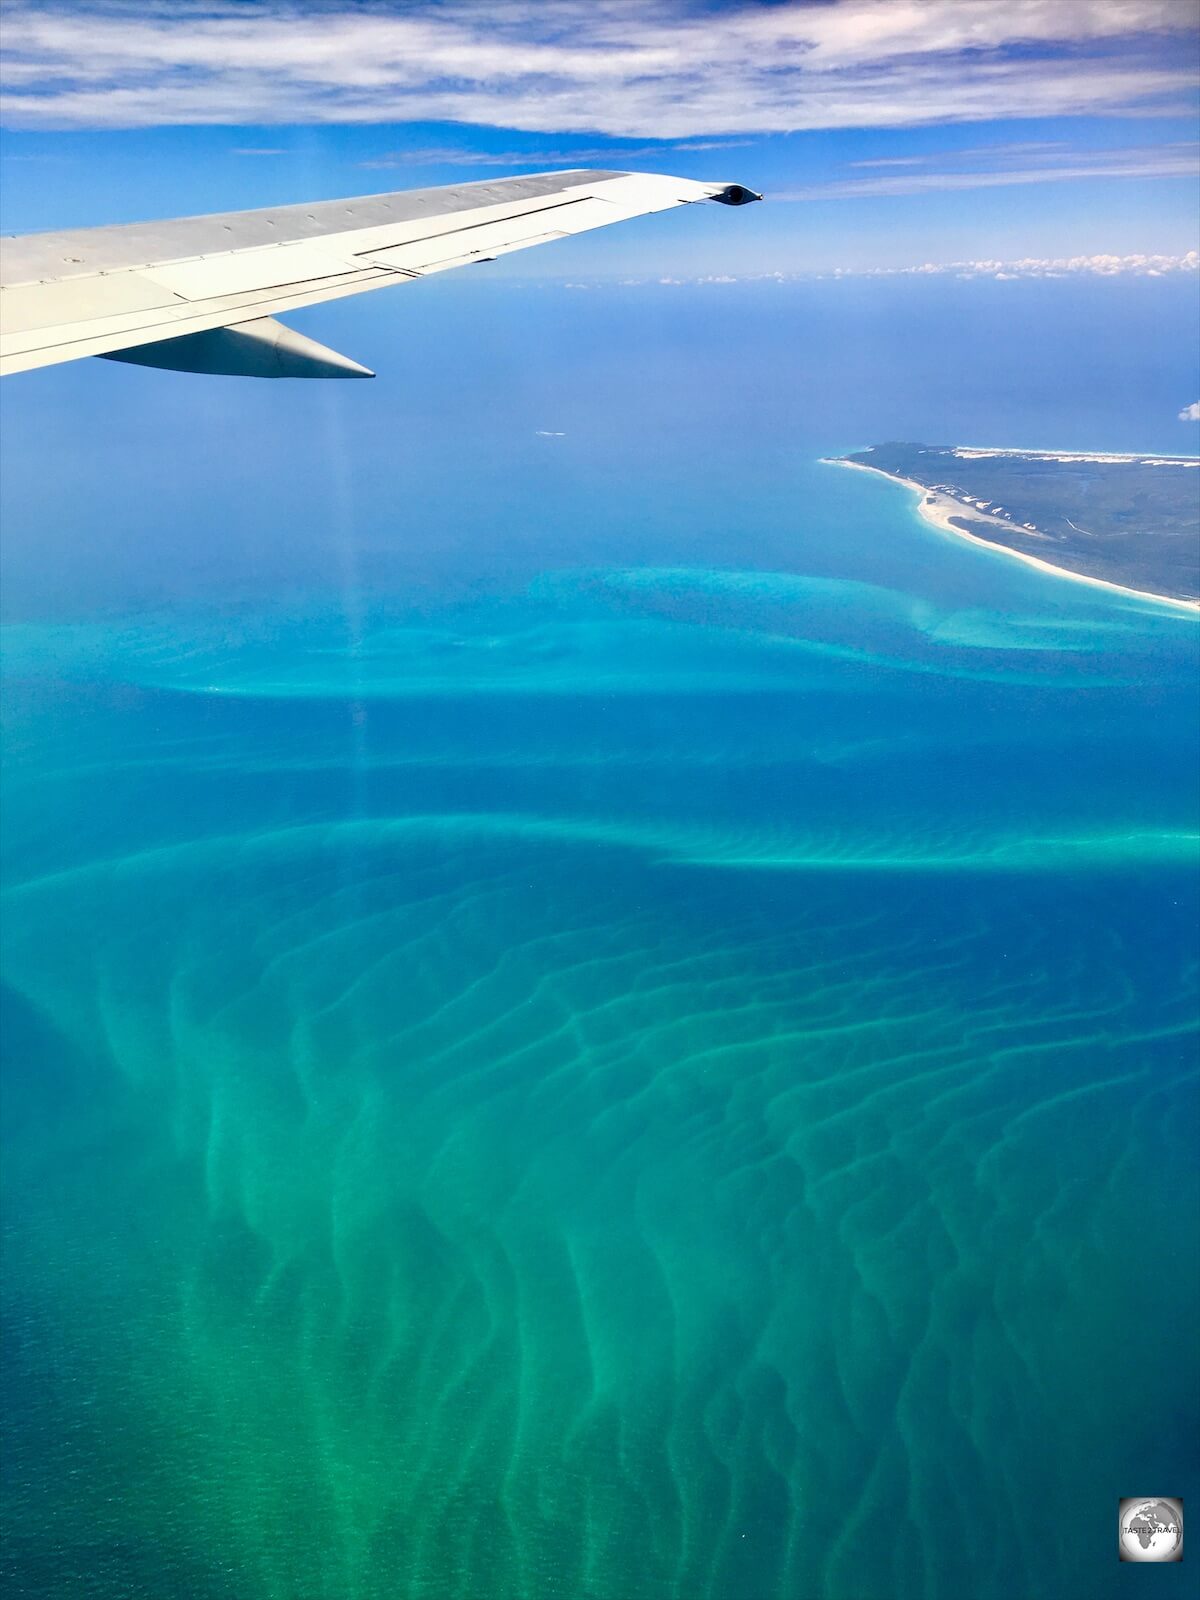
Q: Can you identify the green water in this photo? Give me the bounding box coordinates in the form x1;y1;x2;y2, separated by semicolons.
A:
2;464;1197;1598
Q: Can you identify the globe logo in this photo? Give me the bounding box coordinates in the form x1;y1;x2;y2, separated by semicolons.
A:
1119;1499;1183;1563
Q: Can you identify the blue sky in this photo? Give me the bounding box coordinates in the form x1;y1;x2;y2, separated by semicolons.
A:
1;0;1198;278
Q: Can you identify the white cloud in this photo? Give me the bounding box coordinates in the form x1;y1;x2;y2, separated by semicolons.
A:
539;252;1199;287
358;139;750;170
1;0;1196;133
827;250;1200;278
1180;402;1200;421
779;143;1200;199
849;140;1065;168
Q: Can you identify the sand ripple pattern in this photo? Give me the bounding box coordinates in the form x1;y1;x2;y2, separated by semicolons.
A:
3;818;1196;1600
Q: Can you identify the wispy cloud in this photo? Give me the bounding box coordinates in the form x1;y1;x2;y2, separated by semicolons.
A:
780;143;1200;198
358;140;750;170
1181;402;1200;422
848;141;1066;169
1;0;1196;133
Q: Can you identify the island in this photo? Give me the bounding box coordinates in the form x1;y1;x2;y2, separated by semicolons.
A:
828;442;1199;606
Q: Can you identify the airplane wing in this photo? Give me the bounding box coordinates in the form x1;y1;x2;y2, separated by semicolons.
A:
0;169;759;380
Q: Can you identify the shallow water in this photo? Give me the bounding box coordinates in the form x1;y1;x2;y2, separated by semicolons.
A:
2;283;1198;1599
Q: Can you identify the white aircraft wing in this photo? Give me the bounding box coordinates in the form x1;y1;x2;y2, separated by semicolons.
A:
0;169;759;380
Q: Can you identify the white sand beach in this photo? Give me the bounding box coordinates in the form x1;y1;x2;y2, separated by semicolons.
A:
949;446;1200;466
823;457;1200;613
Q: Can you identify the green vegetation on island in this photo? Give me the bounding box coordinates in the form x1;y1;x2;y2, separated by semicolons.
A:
844;442;1199;603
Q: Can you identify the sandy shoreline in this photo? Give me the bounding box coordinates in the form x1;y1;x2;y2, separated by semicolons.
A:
823;457;1200;613
947;445;1200;465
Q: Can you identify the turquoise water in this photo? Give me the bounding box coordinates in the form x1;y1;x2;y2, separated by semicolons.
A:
2;284;1199;1598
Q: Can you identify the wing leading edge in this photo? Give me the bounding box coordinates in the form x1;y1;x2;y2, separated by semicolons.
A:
0;170;760;379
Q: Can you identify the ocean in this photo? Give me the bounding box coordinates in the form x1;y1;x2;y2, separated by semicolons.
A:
1;277;1197;1598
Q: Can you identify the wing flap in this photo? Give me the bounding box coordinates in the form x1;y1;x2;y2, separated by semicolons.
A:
0;273;184;335
359;217;577;274
353;193;663;275
146;242;364;301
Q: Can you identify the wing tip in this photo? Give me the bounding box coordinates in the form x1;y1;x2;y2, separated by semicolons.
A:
710;184;762;206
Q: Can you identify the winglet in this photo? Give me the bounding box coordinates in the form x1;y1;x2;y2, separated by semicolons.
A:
100;317;375;379
710;184;762;206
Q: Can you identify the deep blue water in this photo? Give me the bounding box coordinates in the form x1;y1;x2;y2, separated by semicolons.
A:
1;279;1198;1598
